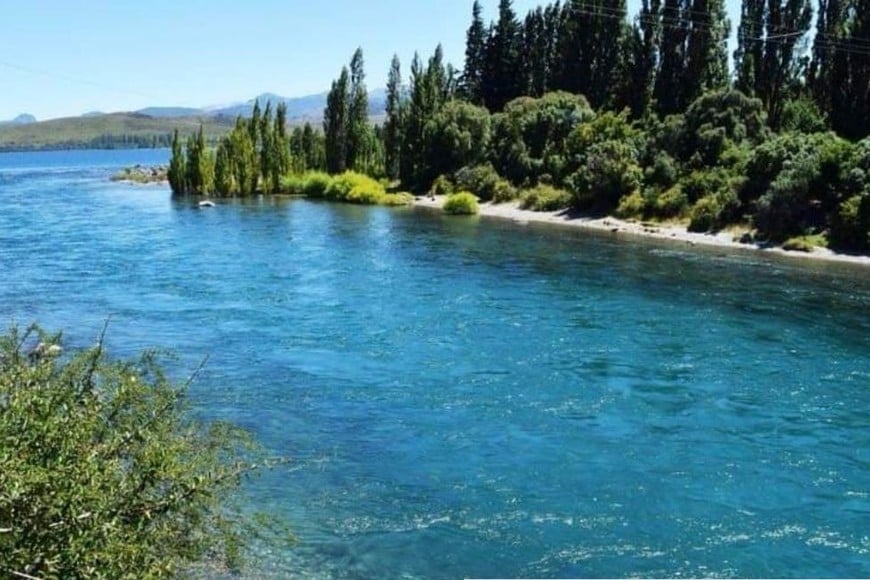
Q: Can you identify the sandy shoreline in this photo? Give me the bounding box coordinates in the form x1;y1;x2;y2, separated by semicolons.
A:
413;195;870;268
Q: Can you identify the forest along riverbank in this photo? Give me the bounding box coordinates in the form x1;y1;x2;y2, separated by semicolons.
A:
414;195;870;268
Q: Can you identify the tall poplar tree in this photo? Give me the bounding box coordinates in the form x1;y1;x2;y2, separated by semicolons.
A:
808;0;845;119
324;67;350;173
825;0;870;138
384;54;404;181
347;48;372;172
555;0;627;109
734;0;812;128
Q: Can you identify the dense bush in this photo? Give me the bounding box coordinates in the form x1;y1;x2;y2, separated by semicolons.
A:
749;132;852;241
520;184;572;211
423;101;492;184
830;194;870;251
569;141;643;210
651;186;689;219
453;164;512;202
0;325;281;578
615;190;647;219
430;174;455;197
443;192;480;215
566;111;644;211
490;92;594;186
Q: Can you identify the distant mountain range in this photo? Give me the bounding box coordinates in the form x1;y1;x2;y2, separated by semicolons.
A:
137;89;387;121
0;113;37;126
0;89;388;151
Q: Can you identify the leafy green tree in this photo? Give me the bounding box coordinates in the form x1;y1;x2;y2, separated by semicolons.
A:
490;91;595;187
565;110;644;210
422;100;492;182
0;324;283;578
324;67;350;173
747;131;852;240
401;47;453;189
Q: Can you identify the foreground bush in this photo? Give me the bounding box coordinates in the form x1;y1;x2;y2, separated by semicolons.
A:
443;192;480;215
279;171;412;206
0;325;280;578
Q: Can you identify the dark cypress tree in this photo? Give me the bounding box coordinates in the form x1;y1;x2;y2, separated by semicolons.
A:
249;99;262;157
555;0;627;109
184;126;207;194
168;129;186;195
214;138;233;196
324;67;350;173
523;7;549;97
481;0;523;111
462;0;488;104
384;54;404;181
272;101;291;189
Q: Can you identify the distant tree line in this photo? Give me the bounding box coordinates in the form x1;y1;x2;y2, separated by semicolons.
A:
0;133;175;152
169;0;870;253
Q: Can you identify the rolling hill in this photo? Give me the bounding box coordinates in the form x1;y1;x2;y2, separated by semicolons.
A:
0;90;388;151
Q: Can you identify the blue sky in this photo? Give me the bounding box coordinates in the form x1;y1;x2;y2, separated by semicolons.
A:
0;0;740;121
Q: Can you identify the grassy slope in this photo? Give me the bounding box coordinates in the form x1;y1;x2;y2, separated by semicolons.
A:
0;113;237;150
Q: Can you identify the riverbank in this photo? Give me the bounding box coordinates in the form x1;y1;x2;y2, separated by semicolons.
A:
414;195;870;267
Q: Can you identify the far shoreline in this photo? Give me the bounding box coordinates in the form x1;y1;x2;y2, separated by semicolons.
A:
413;195;870;269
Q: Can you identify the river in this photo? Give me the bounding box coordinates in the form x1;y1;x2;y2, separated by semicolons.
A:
1;149;868;578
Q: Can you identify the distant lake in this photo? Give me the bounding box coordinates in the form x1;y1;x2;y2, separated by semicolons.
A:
1;149;869;578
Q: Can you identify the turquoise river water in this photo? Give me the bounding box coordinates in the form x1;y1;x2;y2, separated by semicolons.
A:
1;149;868;578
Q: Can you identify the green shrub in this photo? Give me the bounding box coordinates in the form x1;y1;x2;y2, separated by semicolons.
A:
380;192;415;206
0;325;282;578
830;194;870;251
492;179;519;203
347;183;383;205
279;174;306;195
324;172;386;203
520;184;572;211
782;236;820;252
453;164;504;201
652;186;689;219
615;190;646;219
443;191;480;215
300;171;332;198
430;175;455;197
688;195;723;232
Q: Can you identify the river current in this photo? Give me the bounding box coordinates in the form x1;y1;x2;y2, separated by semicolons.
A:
1;149;868;578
